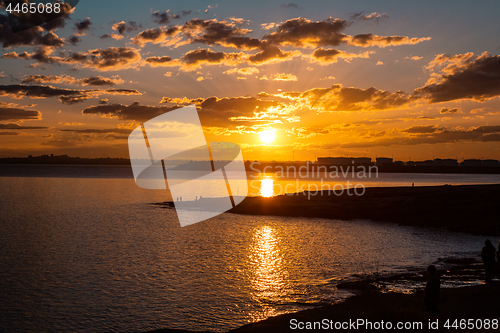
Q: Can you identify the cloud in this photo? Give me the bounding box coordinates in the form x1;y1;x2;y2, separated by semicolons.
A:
440;107;461;114
21;75;123;86
405;55;423;61
152;10;191;24
60;128;132;134
0;84;141;104
342;125;500;148
81;102;178;122
346;34;431;47
0;0;74;48
0;106;41;121
112;21;141;35
180;48;245;70
247;43;300;64
79;76;124;86
0;123;48;129
68;35;80;45
262;73;298;81
158;95;286;127
180;18;261;50
401;125;444;134
223;67;259;75
280;3;303;9
264;17;348;48
198;96;283;126
415;52;500;103
144;56;176;67
2;46;143;71
74;17;92;36
350;12;389;24
309;47;373;64
274;84;415;112
0;22;64;48
83;47;142;71
131;26;181;47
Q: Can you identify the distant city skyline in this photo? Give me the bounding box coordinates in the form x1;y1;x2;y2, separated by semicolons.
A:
1;0;500;161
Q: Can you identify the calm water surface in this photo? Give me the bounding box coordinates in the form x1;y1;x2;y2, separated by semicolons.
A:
0;172;498;332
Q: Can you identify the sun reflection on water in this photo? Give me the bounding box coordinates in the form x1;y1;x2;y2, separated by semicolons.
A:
260;178;274;197
248;225;289;322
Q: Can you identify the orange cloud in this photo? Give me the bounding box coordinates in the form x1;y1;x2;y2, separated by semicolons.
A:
347;34;431;47
309;48;373;64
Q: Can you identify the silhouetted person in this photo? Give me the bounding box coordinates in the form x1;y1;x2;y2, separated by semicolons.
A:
412;183;414;187
481;239;496;283
424;265;440;316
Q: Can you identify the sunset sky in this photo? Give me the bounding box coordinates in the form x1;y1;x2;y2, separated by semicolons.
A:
1;0;500;161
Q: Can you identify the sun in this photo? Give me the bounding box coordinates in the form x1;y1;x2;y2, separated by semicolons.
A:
259;129;277;144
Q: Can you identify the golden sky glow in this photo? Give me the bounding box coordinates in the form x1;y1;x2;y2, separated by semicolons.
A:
1;1;500;161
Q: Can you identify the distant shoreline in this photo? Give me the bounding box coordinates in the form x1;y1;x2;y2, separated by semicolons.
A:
1;157;500;174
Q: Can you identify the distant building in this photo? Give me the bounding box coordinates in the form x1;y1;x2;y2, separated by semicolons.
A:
433;158;458;167
407;160;434;166
376;157;393;166
394;161;404;166
461;159;482;167
317;157;372;165
481;159;500;167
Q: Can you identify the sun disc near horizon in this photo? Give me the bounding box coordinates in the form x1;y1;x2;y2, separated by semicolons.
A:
260;129;277;144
